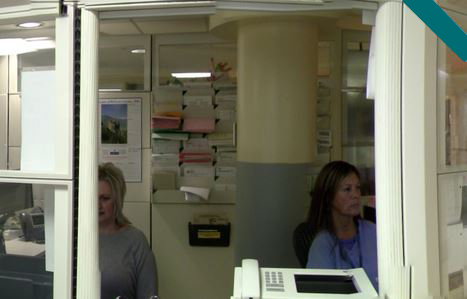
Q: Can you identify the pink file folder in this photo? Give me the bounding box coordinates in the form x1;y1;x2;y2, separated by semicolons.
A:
152;116;181;129
182;118;215;133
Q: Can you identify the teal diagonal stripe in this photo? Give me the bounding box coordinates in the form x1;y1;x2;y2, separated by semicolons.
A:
404;0;467;61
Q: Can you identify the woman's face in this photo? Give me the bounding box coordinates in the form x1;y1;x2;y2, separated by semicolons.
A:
331;172;361;218
98;180;116;227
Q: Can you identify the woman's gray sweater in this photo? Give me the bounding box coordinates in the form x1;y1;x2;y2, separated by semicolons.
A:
99;225;158;299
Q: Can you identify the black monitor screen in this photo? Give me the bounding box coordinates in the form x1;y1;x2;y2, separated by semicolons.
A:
0;183;34;215
31;214;44;226
294;274;358;294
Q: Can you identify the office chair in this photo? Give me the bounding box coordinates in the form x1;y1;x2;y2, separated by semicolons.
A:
292;222;313;268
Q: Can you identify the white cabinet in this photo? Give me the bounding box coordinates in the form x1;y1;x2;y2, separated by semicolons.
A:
123;202;151;241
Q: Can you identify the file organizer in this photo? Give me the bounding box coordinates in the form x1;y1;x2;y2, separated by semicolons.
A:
188;222;231;247
152;81;237;204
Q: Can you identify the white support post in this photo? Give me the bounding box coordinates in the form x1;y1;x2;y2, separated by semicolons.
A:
77;8;100;299
401;5;440;299
374;2;410;298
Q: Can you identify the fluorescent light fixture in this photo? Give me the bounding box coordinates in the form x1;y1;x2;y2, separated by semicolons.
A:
99;88;122;92
17;22;43;29
0;37;56;55
130;49;146;54
0;38;37;55
26;39;55;50
171;72;211;78
24;37;49;41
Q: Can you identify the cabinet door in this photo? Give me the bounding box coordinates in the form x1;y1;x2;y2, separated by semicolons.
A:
152;203;235;299
123;202;151;242
0;95;6;169
437;24;467;173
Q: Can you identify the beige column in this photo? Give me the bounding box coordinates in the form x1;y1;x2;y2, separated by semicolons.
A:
77;8;100;299
235;18;317;267
237;18;317;164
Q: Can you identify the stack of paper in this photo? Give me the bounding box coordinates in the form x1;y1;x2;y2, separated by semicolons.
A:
182;164;215;178
154;86;183;105
183;81;212;89
216;146;236;152
215;103;236;121
153;172;176;190
183;84;214;107
152;132;189;141
207;132;234;147
183;118;215;133
183;138;210;152
213;81;236;91
215;166;236;178
152;115;181;130
153;140;180;154
153;104;182;116
179;152;213;163
214;85;237;105
216;152;237;164
152;153;180;175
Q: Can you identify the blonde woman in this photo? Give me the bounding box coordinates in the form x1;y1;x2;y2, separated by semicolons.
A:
98;162;158;299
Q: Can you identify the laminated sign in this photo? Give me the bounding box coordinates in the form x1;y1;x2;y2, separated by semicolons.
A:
404;0;467;61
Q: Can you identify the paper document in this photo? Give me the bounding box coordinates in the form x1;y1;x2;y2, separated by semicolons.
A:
216;166;236;177
152;132;189;141
153;103;182;115
184;95;213;107
183;138;210;152
183;118;215;133
152;115;181;130
154;87;183;104
153;140;180;154
182;164;215;178
179;152;213;163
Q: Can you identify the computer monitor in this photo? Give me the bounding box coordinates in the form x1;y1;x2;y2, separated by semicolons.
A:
0;183;34;223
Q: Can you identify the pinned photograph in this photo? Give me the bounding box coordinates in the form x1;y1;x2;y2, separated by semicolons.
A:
101;104;128;144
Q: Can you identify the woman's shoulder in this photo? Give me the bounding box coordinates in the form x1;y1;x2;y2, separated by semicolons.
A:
121;225;147;240
358;219;376;231
311;230;336;248
357;219;377;243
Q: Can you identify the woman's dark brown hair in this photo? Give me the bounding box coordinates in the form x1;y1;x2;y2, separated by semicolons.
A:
306;160;360;242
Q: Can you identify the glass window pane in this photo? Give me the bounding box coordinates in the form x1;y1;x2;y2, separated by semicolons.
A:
17;48;55;92
438;44;467;168
342;91;374;145
0;24;74;175
158;43;237;86
0;182;57;298
99;35;150;91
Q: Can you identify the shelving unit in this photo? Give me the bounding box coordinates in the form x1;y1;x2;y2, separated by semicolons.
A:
151;82;237;204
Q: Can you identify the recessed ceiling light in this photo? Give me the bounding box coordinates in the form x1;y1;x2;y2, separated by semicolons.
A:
17;22;43;29
130;49;146;54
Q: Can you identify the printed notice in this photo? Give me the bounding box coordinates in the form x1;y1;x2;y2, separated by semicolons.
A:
99;98;142;182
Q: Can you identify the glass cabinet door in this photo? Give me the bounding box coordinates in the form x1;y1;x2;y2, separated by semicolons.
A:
437;8;467;172
0;14;73;178
341;30;374;196
436;3;467;298
0;3;74;299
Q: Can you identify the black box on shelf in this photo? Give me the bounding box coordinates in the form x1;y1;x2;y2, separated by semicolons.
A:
188;222;230;247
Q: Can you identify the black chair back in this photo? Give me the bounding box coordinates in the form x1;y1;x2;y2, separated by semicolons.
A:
292;222;313;268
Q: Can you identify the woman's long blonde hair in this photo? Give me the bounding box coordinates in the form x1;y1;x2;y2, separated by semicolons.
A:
98;162;131;226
